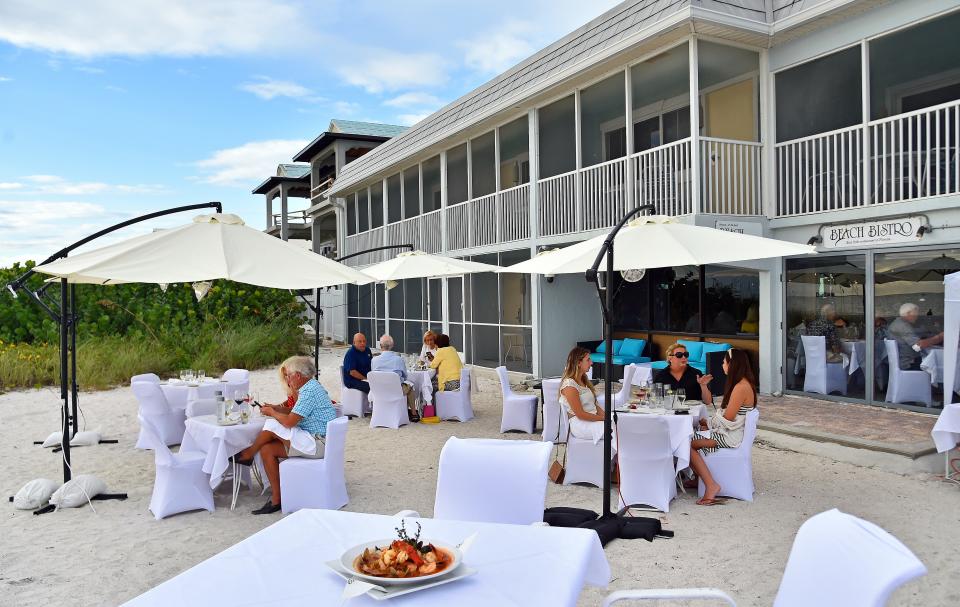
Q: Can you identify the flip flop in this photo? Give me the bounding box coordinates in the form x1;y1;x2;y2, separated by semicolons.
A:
696;497;727;506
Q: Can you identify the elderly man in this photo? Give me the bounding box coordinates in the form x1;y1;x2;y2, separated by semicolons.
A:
232;356;337;515
805;303;843;362
342;332;373;393
371;334;419;421
888;302;943;370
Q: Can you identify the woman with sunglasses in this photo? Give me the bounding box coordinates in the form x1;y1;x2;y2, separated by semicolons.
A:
652;343;714;405
688;348;758;505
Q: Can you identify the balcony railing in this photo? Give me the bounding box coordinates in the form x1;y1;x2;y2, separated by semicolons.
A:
775;99;960;217
701;137;762;215
446;185;530;252
634;138;694;217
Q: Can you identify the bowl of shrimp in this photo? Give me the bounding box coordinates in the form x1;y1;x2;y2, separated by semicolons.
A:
340;521;462;585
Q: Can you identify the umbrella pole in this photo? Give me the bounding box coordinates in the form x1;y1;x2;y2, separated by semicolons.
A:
70;283;79;436
60;278;72;483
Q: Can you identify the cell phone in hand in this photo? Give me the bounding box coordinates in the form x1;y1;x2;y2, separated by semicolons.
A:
252;401;263;408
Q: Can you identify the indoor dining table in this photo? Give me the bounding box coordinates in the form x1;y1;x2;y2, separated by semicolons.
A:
122;509;611;607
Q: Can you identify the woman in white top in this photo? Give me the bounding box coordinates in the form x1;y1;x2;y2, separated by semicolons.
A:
418;330;438;364
689;348;758;506
558;347;606;443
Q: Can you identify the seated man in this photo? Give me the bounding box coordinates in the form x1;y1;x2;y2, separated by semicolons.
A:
371;334;419;421
888;302;943;370
343;332;373;393
233;355;337;515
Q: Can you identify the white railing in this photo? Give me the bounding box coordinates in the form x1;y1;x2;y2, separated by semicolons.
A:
386;216;420;253
633;138;693;217
445;202;470;251
499;184;530;243
420;209;442;253
775;125;863;217
538;170;577;237
581;157;628;231
470;193;499;248
701;137;762;215
870;99;959;205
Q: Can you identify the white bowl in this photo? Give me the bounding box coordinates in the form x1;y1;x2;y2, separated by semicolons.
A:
340;539;462;586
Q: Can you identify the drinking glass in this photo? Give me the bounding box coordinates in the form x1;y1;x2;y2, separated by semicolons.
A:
186;369;195;382
677;388;686;407
665;387;674;410
179;369;186;382
652;383;663;406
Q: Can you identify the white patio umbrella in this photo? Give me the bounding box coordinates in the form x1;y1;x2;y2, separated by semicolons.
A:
361;250;501;281
34;213;372;288
502;215;816;275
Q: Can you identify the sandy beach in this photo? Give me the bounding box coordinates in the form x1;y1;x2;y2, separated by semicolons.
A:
2;347;958;606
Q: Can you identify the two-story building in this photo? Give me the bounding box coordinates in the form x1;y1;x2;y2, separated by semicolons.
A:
327;0;960;415
253;119;406;341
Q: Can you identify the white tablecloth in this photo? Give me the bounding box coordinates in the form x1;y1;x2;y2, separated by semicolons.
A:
122;510;610;607
408;369;436;405
921;347;959;387
615;412;695;472
181;415;265;488
840;340;866;376
932;403;960;453
627;363;653;386
160;378;222;411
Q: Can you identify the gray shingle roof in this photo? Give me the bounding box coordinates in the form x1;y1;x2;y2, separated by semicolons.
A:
328;119;407;138
330;0;849;195
277;163;311;178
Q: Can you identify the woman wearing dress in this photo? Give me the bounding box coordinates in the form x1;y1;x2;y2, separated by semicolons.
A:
652;343;714;405
419;330;439;364
689;348;758;505
558;347;607;444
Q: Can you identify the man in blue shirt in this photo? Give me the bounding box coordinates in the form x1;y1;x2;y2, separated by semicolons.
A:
232;356;337;515
371;334;418;420
343;332;373;393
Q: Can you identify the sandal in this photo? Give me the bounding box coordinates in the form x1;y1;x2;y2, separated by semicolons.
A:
696;497;727;506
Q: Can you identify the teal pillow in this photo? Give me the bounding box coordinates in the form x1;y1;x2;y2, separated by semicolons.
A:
700;342;731;362
596;341;607;354
619;338;645;358
678;339;703;362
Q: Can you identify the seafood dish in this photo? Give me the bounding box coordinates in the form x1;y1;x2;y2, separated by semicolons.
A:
353;522;454;579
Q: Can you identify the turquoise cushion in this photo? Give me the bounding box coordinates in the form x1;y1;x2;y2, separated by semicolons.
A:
678;339;703;362
619;338;645;358
689;361;707;374
595;340;623;354
700;342;731;363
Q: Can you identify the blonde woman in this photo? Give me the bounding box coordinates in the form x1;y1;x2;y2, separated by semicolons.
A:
652;343;714;405
419;330;439;364
558;346;606;444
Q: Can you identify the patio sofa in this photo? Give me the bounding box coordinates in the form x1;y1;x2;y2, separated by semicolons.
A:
577;338;650;380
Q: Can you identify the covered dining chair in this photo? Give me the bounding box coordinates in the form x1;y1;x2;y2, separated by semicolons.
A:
801;336;848;396
133;382;186;448
616;415;676;512
540;378;567;443
497;366;537;433
338;365;370;418
138;415;214;520
366;371;409;429
435;367;474;422
883;340;933;407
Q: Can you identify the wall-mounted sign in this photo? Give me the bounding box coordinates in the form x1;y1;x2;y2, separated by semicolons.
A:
820;216;924;249
715;220;763;237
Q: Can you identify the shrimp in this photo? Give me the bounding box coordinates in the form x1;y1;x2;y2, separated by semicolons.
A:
418;562;437;575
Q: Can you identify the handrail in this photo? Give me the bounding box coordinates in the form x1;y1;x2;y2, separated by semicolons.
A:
628;136;692;159
868;97;960;127
538;167;579;183
774;123;863;148
700;136;762;147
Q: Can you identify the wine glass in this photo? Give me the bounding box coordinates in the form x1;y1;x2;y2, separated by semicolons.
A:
677;388;686;408
186;369;195;383
179;369;186;382
197;369;206;382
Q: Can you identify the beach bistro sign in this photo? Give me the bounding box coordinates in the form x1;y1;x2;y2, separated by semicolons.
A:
819;216;925;249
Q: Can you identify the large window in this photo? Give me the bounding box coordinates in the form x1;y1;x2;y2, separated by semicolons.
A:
703;266;760;335
403;166;420;219
499;116;529;189
784;255;866;400
471;132;496;197
776;46;861;142
631;43;690;153
370;182;383;229
387;173;402;223
346;193;357;236
422;155;441;212
580;73;626;167
539;95;576;178
653;266;700;332
446;143;469;205
357;189;369;233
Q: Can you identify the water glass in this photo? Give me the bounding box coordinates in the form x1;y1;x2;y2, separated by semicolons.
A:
178;369;187;382
198;369;206;382
652;383;663;406
677;388;686;407
186;369;195;382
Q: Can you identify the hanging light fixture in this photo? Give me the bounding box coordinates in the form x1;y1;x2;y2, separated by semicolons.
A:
192;281;212;301
158;283;169;293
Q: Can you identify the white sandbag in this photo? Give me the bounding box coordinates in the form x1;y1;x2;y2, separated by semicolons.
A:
40;430;102;448
13;478;60;510
50;475;106;509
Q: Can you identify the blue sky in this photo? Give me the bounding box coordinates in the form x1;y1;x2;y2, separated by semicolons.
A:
0;0;621;266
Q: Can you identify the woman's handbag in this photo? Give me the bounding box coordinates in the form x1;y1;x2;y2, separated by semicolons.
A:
548;410;570;484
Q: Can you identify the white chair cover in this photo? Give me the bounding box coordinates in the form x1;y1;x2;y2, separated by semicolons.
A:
943;271;960;405
616;415;676;512
138;415;214;520
436;368;474;422
433;437;552;525
279;417;349;513
884;339;933;407
540;378;568;443
801;336;847;396
773;509;926;607
599;364;636;408
697;408;760;502
604;588;736;606
496;366;537;433
133;382;186;448
221;368;250;396
564;434;612;488
131;373;160;384
339;365;369;418
367;371;409;429
185;398;218;418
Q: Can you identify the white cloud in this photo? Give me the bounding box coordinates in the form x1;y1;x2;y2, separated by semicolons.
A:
24;174;62;183
461;20;539;75
0;0;312;58
0;200;113;265
0;76;11;82
240;76;313;100
332;100;360;116
194;139;309;186
18;174;163;195
0;182;22;190
105;84;126;93
338;51;446;93
75;66;104;74
396;113;430;127
383;92;442;109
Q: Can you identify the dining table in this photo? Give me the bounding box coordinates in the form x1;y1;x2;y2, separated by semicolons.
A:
840;340;866;376
932;403;960;481
180;414;265;509
121;509;611;607
160;378;223;411
920;346;960;390
614;406;701;473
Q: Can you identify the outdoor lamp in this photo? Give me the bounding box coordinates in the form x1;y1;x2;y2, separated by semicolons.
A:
545;274;555;283
807;235;822;246
5;283;18;298
917;225;931;237
192;281;212;302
